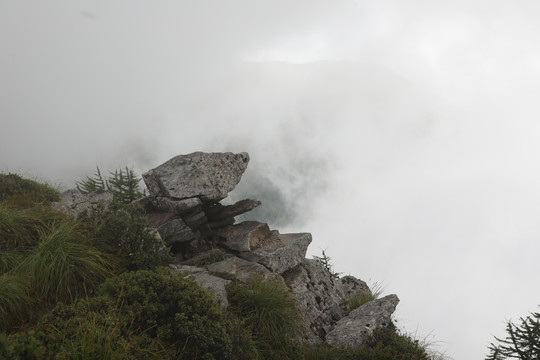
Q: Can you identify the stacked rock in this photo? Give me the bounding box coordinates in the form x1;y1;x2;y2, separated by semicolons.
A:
141;152;260;257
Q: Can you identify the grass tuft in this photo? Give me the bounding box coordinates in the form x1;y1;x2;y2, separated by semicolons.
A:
0;274;33;332
0;173;59;207
15;222;114;302
227;276;303;359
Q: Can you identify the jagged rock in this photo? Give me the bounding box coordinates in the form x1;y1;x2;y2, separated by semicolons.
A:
239;232;312;274
205;199;261;221
151;196;202;214
51;189;113;218
216;221;271;252
340;276;371;299
207;256;283;283
169;264;230;307
142;152;249;202
283;259;348;344
325;294;400;349
155;217;197;246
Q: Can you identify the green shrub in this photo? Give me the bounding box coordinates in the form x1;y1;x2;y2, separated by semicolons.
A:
91;269;248;359
78;202;170;271
0;274;33;332
15;222;113;302
0;173;59;207
353;325;431;360
227;276;303;360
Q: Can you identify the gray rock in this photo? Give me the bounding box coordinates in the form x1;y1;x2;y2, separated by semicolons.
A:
51;189;113;218
205;199;262;221
142;152;249;202
216;221;271;252
325;294;400;349
283;259;347;344
156;217;197;246
240;232;312;274
340;276;371;299
152;196;202;215
207;218;236;229
169;264;230;308
207;256;283;283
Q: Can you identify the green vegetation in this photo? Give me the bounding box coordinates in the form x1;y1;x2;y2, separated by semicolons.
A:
78;202;170;271
0;173;59;207
344;281;385;313
0;171;449;360
15;222;113;303
487;308;540;360
304;325;433;360
313;249;342;279
76;166;145;204
227;276;303;360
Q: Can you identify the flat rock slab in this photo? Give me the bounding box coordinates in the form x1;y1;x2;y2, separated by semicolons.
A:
325;294;400;349
239;232;312;274
216;221;271;252
51;189;113;218
142;152;249;202
207;256;283;283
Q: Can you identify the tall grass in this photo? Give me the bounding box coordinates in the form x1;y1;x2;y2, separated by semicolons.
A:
0;274;33;332
0;206;46;250
15;222;114;302
0;173;59;206
227;276;303;359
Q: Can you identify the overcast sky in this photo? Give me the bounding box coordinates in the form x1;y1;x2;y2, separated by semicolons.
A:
3;1;540;358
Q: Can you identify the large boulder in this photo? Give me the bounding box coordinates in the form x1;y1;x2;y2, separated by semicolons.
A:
169;264;230;308
142;152;249;202
283;259;348;344
325;294;400;349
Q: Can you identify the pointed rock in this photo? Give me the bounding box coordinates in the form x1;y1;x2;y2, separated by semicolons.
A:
142;152;249;202
239;232;312;274
325;294;400;349
216;221;271;252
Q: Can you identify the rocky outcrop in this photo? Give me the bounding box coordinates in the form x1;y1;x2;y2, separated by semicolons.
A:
52;189;113;217
54;151;400;350
139;152;260;258
325;294;400;348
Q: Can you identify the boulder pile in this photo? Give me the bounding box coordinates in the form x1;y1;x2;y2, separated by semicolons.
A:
53;151;400;349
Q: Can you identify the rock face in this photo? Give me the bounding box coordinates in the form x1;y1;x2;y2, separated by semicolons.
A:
52;189;113;217
325;294;400;348
53;151;400;350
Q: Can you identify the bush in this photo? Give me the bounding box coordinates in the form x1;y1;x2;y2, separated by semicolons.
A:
0;173;59;207
78;202;170;271
91;269;249;359
15;222;113;302
227;276;303;360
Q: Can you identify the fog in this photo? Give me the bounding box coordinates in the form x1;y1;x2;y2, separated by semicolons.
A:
3;2;540;358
